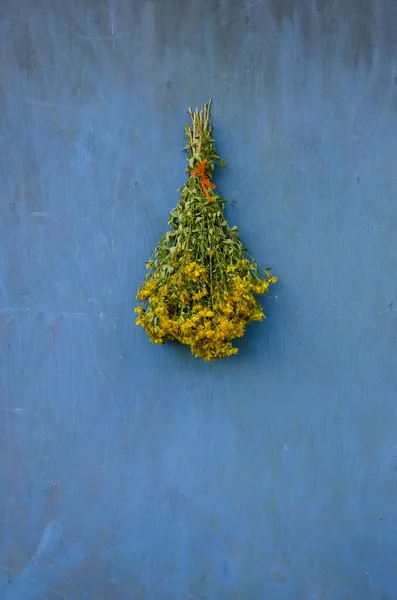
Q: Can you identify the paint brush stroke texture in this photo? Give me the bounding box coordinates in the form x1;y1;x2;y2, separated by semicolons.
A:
3;522;64;600
1;0;397;598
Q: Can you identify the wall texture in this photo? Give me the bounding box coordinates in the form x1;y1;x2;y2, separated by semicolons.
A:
1;0;397;598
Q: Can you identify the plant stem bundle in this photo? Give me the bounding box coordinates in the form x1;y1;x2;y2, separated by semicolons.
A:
135;100;277;361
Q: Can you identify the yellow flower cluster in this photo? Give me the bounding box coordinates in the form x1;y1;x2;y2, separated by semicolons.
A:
135;259;277;361
135;100;277;361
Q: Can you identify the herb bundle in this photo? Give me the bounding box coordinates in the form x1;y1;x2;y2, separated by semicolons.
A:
135;100;277;361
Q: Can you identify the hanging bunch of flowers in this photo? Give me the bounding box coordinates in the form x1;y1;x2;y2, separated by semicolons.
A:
135;100;277;361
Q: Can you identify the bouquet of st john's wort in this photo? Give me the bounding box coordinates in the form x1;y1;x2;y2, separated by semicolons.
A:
135;101;277;361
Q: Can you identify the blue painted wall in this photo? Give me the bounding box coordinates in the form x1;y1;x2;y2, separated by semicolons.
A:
1;1;397;598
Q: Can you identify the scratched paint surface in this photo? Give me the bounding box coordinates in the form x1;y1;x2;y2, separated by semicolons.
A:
1;0;397;598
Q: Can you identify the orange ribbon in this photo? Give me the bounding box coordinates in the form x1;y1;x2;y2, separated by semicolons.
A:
191;159;216;201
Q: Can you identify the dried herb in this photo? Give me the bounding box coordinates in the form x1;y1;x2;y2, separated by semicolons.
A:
135;100;277;361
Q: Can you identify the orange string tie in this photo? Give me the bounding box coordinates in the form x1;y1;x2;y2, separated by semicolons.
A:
191;159;216;201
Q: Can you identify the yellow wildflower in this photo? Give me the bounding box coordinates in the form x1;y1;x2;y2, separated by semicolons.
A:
135;100;277;361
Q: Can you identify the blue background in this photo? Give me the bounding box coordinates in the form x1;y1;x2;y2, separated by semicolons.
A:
1;0;397;598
